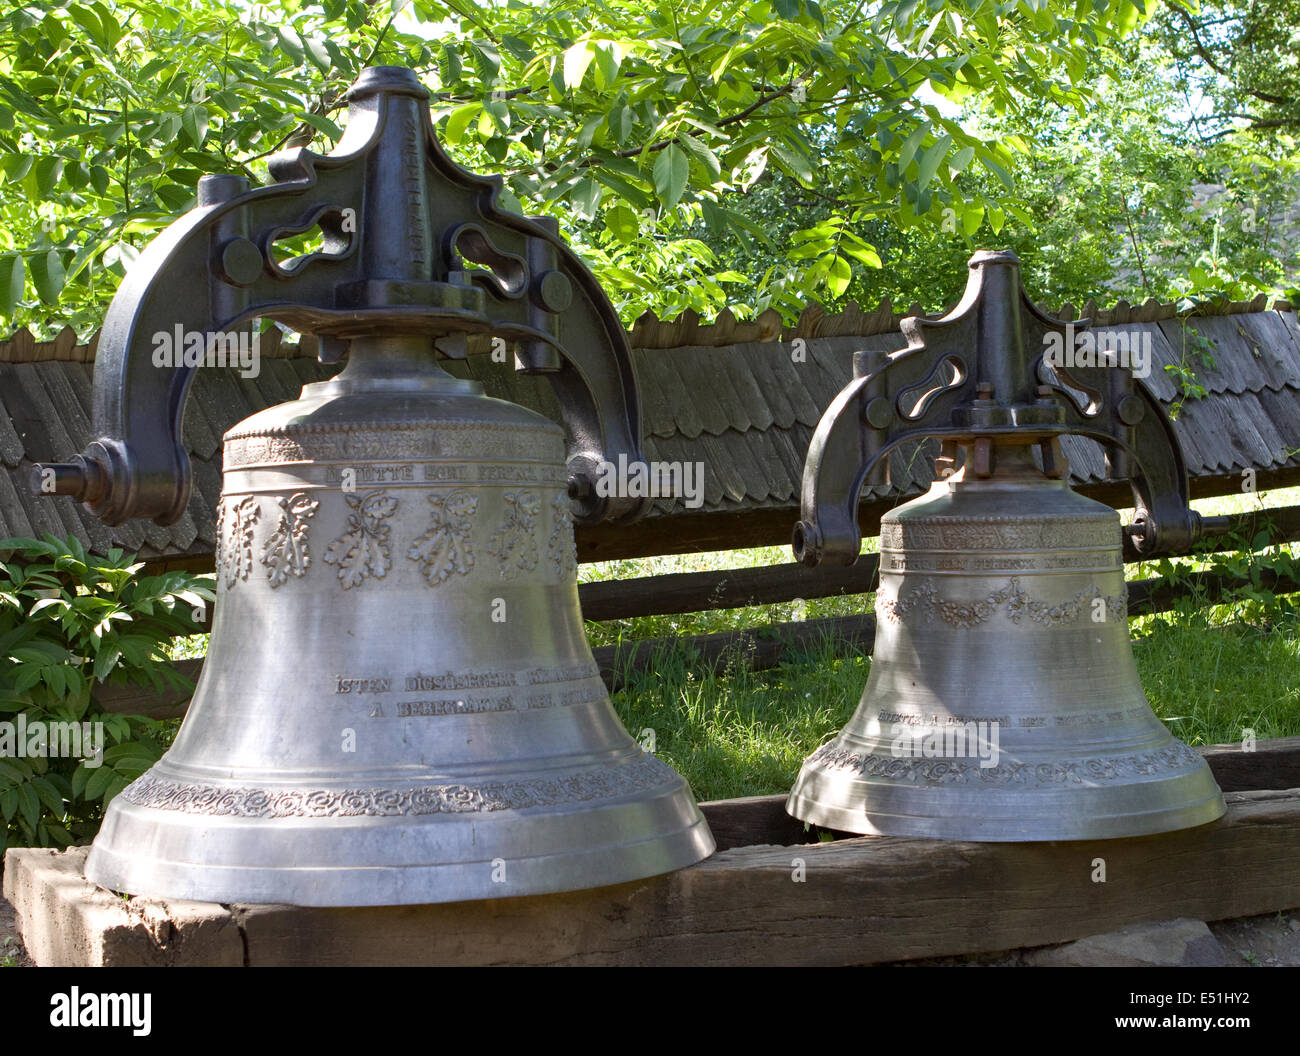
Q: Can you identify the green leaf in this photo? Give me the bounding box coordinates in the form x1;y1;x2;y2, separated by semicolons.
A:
982;154;1015;192
609;105;634;145
826;253;852;298
592;41;624;88
897;122;930;173
590;167;652;210
29;156;63;198
769;144;813;188
17;782;39;831
917;134;951;190
563;40;596;90
3;156;34;183
275;27;305;64
298;113;344;140
182;104;209;147
84;764;115;802
0;255;25;314
444;104;480;146
30;775;64;815
605;203;640;243
66;5;105;47
652;144;689;208
29;249;65;304
304;37;333;74
43;662;66;698
570;177;601;220
679;132;722;181
155;114;182;145
438;42;463;86
469;41;500;84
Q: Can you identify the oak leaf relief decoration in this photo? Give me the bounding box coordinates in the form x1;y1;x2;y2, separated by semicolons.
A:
486;490;540;578
261;492;321;587
217;496;261;589
547;493;576;578
407;489;478;586
323;489;398;589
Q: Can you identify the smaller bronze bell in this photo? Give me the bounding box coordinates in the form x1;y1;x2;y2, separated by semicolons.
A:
788;250;1225;841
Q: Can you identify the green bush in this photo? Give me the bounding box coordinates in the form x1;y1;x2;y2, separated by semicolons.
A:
0;535;213;855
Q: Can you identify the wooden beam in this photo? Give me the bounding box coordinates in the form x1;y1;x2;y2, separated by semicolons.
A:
138;468;1300;575
93;563;1300;718
570;468;1300;565
92;659;202;719
13;789;1300;965
233;789;1300;965
576;503;1300;623
579;556;881;622
1127;564;1300;616
1202;735;1300;795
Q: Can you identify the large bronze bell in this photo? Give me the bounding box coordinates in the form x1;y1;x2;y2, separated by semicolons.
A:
788;251;1226;840
34;67;712;905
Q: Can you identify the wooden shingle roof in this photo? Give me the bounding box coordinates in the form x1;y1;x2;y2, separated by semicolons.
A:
3;295;1299;565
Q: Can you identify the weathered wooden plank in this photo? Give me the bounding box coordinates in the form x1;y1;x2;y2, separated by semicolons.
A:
580;556;881;621
13;790;1298;965
238;789;1300;966
567;467;1300;565
92;659;203;718
574;502;1300;624
94;534;1300;722
699;793;812;850
1202;735;1300;793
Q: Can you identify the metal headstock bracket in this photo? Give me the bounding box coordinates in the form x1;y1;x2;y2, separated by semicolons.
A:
793;249;1207;566
34;65;647;527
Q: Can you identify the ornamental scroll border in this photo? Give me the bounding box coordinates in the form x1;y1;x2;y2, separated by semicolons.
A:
879;576;1127;629
807;740;1205;787
119;753;676;818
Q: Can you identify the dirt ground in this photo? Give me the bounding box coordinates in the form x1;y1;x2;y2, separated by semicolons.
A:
3;891;1298;968
1;896;34;967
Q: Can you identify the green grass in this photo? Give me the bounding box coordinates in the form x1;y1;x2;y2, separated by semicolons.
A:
608;634;868;802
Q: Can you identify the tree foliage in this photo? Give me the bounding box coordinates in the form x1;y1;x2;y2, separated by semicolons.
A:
0;0;1156;335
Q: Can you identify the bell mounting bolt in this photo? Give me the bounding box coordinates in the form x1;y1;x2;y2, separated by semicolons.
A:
31;65;648;527
793;249;1206;567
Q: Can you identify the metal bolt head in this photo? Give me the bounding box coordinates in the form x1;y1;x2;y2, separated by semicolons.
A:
1117;394;1146;426
533;270;573;314
219;237;264;287
864;396;894;430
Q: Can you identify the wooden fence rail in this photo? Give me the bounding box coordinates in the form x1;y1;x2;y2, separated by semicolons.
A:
94;560;1300;720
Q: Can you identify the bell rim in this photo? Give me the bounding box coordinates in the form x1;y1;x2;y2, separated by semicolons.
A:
785;780;1227;842
84;795;715;907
